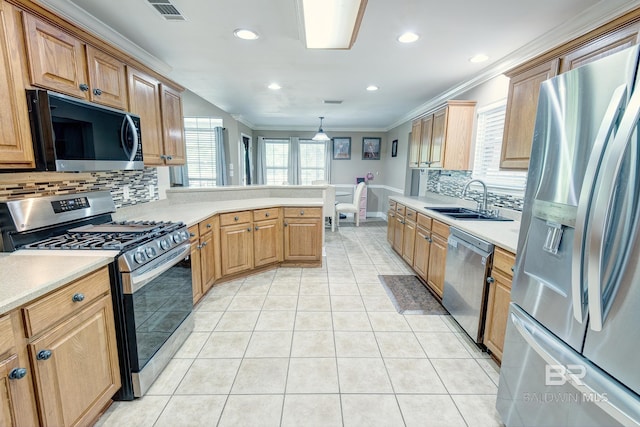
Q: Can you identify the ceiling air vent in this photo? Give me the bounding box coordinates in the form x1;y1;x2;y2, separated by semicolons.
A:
147;0;186;21
323;100;343;104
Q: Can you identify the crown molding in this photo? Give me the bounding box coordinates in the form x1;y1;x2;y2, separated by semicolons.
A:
34;0;172;75
386;0;640;131
230;114;256;130
253;125;386;132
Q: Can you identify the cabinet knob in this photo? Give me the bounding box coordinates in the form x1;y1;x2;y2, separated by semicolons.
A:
9;367;27;380
189;232;196;237
166;155;173;160
247;228;252;232
72;293;85;302
265;212;270;217
284;222;288;227
511;265;515;273
486;277;495;284
201;242;207;247
93;88;103;96
79;83;89;91
300;210;304;215
255;226;259;231
196;244;202;249
206;223;212;228
37;350;52;361
234;216;239;221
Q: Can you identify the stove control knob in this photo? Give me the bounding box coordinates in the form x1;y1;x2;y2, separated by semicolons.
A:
172;233;183;243
181;231;189;240
134;251;146;264
160;239;171;250
145;247;157;258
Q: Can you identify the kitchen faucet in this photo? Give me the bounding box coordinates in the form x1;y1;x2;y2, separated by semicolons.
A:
462;179;488;212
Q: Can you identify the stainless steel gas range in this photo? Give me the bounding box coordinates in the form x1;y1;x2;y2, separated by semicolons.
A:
0;191;193;400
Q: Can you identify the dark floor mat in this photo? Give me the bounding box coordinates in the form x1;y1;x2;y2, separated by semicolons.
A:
378;275;449;315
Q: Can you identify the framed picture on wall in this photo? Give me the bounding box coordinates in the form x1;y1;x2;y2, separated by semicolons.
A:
332;137;351;160
362;137;381;160
391;139;398;157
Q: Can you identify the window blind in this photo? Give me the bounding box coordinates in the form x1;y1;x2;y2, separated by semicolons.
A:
472;102;527;192
184;117;222;188
264;139;290;185
299;139;327;185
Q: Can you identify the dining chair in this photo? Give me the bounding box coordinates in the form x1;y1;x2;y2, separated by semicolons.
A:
335;182;366;228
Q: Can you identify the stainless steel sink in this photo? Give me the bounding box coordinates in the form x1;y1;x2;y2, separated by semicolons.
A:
426;206;513;222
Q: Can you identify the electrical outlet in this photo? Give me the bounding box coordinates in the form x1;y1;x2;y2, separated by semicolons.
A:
123;185;130;200
148;184;155;199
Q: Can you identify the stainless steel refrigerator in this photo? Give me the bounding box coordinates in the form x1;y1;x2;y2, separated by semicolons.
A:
497;45;640;426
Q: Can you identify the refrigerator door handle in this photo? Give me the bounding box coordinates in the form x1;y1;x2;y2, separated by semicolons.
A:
587;85;640;331
510;306;640;426
571;85;628;324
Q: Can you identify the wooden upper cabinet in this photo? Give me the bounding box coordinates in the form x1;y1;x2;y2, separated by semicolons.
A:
86;45;127;109
501;59;559;170
0;2;34;169
418;115;433;167
22;13;89;99
160;84;186;165
127;67;163;165
408;119;421;168
433;101;476;170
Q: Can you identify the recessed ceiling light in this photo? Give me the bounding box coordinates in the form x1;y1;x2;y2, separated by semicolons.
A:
268;83;282;90
397;32;419;43
469;54;489;63
234;28;259;40
366;85;379;91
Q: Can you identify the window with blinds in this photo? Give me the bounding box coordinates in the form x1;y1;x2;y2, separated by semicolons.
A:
299;139;326;185
184;117;223;188
472;102;527;192
264;139;289;185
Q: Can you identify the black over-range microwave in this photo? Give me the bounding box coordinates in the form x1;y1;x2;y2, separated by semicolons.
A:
26;89;144;172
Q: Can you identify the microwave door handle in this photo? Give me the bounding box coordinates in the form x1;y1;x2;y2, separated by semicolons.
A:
586;86;640;331
121;114;139;161
571;85;627;324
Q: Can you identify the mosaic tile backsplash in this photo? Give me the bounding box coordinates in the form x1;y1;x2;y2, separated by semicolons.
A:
0;168;158;208
426;170;524;211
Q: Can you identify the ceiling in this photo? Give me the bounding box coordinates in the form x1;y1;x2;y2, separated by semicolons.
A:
38;0;640;130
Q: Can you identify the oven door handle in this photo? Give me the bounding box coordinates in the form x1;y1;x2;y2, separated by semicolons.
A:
125;243;190;294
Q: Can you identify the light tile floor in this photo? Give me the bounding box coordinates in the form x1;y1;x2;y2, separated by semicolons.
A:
97;222;503;427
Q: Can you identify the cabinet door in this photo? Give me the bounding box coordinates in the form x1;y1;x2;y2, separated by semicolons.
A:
427;233;447;298
86;45;127;110
0;354;19;426
220;223;253;276
191;239;203;305
402;220;416;265
283;218;321;261
386;210;395;244
413;226;431;281
484;269;512;362
501;59;559;169
559;23;640;73
127;67;163;165
430;108;447;168
419;115;433;167
22;14;89;99
200;230;215;293
0;3;34;168
408;119;421;168
392;216;404;254
441;102;476;170
160;84;186;165
29;295;120;427
254;218;282;267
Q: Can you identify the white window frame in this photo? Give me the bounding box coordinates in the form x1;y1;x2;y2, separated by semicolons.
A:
299;139;327;185
472;100;527;194
264;138;290;185
184;117;223;188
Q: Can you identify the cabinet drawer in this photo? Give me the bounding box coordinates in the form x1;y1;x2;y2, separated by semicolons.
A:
253;207;280;221
395;204;406;216
22;267;110;338
188;224;199;243
417;213;432;230
389;200;396;210
198;215;217;234
220;211;251;226
405;208;417;221
432;219;449;238
284;207;322;218
494;247;516;277
0;314;15;355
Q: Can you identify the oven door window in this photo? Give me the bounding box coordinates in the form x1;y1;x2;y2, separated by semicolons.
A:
124;258;192;371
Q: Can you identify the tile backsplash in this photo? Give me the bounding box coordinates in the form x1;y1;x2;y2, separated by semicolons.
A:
425;170;524;211
0;168;158;208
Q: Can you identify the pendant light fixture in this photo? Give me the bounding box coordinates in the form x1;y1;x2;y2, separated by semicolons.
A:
312;116;330;141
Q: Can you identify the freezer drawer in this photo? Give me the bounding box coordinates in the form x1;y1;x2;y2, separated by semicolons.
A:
497;304;640;427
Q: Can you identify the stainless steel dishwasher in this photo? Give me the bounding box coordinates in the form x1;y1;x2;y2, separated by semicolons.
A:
442;227;494;344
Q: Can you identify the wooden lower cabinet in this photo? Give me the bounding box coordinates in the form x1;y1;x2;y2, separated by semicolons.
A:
220;222;253;276
386;209;395;244
392;215;404;254
283;218;322;262
413;225;431;281
254;218;283;267
401;218;416;265
484;247;516;363
427;231;447;298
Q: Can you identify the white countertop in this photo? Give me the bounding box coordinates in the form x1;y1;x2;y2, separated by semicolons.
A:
0;252;114;315
389;195;521;253
115;198;323;226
